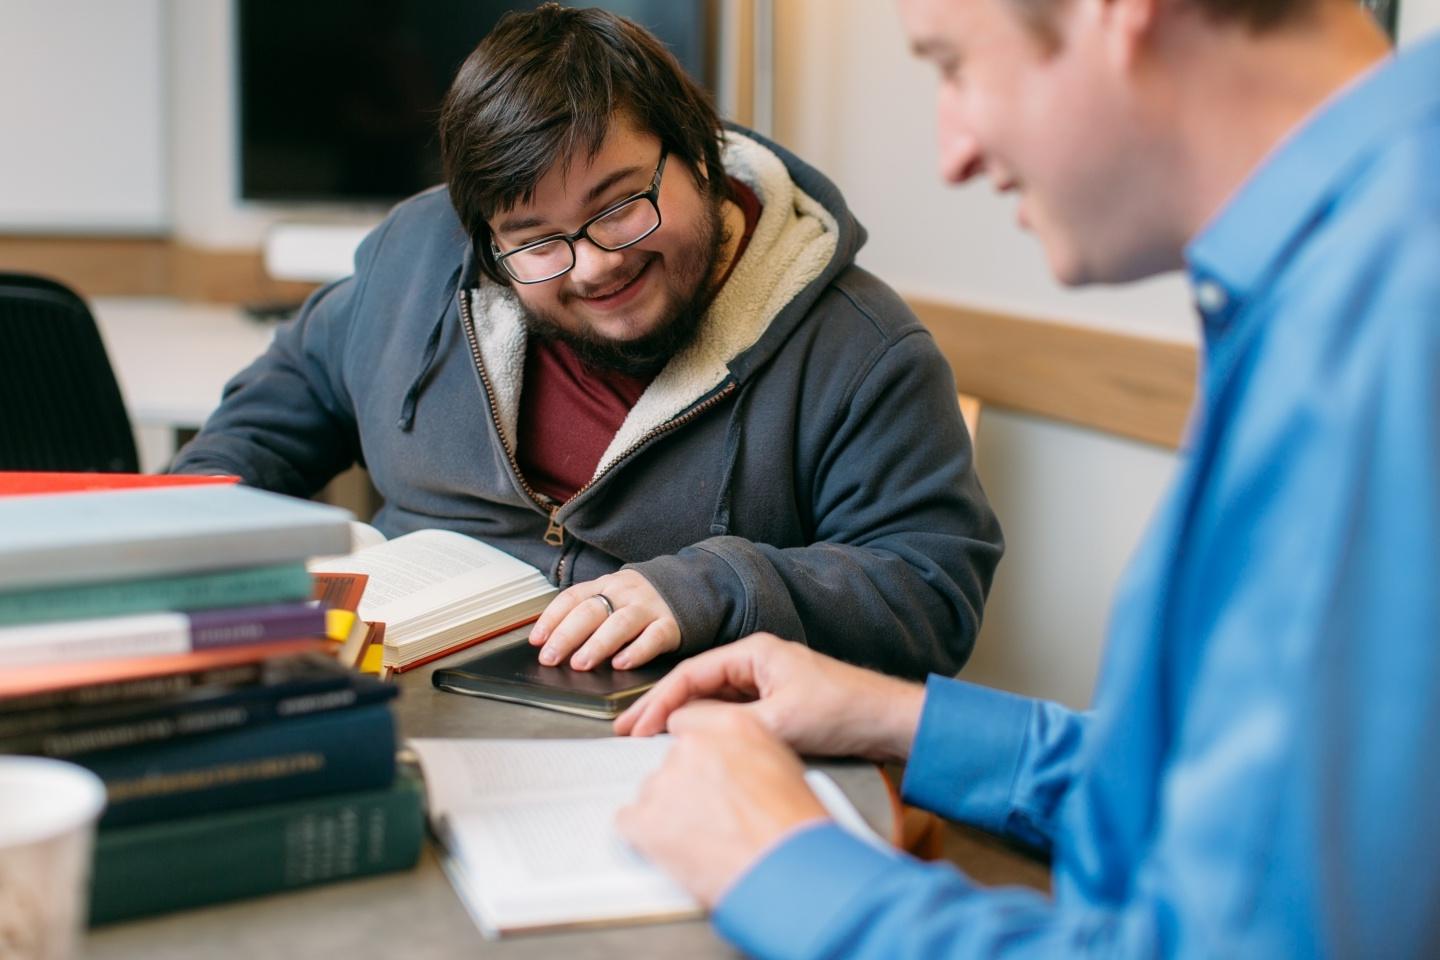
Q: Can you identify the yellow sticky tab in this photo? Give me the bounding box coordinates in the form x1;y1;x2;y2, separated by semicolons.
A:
360;643;385;675
325;609;357;642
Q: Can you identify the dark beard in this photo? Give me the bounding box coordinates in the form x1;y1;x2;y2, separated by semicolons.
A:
518;199;729;378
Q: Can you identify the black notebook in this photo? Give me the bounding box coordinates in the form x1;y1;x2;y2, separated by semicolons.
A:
432;641;681;720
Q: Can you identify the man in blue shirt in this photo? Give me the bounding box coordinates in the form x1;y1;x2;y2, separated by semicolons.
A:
612;0;1440;954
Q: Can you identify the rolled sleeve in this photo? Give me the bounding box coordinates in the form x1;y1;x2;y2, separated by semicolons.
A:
903;676;1032;832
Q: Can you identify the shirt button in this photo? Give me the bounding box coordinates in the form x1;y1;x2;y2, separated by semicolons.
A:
1195;280;1228;314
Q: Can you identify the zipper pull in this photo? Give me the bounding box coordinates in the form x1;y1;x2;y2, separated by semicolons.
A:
544;506;565;547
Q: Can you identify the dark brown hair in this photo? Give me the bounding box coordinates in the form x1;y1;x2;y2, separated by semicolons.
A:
439;3;729;284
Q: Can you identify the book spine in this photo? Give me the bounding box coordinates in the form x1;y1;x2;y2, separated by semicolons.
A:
89;773;424;925
79;703;398;828
0;656;336;737
185;601;328;650
0;601;327;668
0;638;327;699
0;660;265;714
0;515;353;591
1;676;396;758
3;612;190;667
0;562;314;627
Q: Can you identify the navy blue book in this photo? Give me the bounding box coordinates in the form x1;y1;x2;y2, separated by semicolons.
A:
77;701;398;828
0;655;393;758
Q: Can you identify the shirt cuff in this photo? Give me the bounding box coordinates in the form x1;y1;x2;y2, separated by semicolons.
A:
713;821;908;960
902;675;1032;832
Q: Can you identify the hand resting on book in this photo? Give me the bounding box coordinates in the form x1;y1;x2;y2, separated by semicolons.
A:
615;634;926;907
528;569;681;672
615;633;925;763
616;704;830;907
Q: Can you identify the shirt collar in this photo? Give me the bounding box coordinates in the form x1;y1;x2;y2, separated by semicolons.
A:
1185;31;1440;326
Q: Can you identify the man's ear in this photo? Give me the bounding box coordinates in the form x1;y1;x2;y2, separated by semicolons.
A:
1098;0;1160;69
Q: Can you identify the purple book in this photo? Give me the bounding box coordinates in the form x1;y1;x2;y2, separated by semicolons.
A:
186;602;329;651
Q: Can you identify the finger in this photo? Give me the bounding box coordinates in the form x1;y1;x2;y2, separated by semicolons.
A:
665;700;751;735
615;645;763;737
614;657;730;736
536;596;609;666
530;583;595;646
611;619;681;671
568;606;649;671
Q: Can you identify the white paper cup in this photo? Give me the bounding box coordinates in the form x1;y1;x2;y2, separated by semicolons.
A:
0;757;106;960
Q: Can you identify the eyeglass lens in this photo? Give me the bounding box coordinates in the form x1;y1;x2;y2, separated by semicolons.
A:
503;196;660;283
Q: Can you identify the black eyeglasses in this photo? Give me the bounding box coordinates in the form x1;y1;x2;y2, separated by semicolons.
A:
491;149;669;285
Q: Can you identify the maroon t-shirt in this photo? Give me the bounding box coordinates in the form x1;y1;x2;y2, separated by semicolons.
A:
516;178;762;503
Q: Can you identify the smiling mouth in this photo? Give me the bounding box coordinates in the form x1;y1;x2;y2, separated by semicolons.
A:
577;260;651;302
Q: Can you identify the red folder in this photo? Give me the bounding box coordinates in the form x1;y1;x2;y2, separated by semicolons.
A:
0;472;238;497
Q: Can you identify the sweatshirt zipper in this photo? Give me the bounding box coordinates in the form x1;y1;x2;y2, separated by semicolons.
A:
458;290;738;579
457;291;554;517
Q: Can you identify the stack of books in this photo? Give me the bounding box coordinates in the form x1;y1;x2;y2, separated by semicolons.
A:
0;479;425;923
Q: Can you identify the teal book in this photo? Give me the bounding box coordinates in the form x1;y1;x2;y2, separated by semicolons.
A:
77;702;398;828
0;485;352;591
0;562;315;627
89;772;425;925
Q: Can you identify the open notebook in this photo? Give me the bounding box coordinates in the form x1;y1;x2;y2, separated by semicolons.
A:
407;736;890;939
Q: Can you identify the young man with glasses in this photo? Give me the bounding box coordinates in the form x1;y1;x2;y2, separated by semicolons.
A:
172;5;1003;679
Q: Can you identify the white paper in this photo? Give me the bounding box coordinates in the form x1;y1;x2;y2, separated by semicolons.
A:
408;737;888;937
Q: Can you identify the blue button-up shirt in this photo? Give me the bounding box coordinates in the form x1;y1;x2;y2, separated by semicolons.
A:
713;31;1440;959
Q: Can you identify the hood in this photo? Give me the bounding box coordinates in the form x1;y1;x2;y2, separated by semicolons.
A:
464;125;867;478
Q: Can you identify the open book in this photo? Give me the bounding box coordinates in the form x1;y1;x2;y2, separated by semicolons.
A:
407;736;889;939
310;528;557;676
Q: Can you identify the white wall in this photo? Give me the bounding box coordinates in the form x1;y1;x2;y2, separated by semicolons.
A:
1400;0;1440;35
0;0;168;233
773;0;1199;345
967;412;1177;708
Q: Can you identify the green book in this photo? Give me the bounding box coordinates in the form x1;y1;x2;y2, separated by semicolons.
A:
0;562;315;627
89;772;425;925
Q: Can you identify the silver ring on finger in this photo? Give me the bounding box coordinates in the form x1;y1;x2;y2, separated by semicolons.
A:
592;592;616;617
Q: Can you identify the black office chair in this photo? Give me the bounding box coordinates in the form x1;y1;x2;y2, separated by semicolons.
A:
0;272;139;472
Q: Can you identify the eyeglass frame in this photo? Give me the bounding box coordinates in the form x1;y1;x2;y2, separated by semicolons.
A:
489;148;670;285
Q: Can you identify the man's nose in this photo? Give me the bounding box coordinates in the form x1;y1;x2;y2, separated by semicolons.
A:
569;237;628;284
937;92;984;185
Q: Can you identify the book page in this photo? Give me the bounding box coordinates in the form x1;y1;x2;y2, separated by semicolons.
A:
310;529;540;618
412;737;672;817
442;786;698;931
348;521;387;552
408;737;887;935
306;521;387;566
412;737;690;933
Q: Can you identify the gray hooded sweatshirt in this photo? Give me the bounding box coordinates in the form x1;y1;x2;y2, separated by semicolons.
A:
172;127;1003;678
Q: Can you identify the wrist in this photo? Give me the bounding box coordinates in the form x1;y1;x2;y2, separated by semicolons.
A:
868;676;926;763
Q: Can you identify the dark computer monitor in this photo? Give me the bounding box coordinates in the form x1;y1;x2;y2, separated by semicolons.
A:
236;0;716;205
